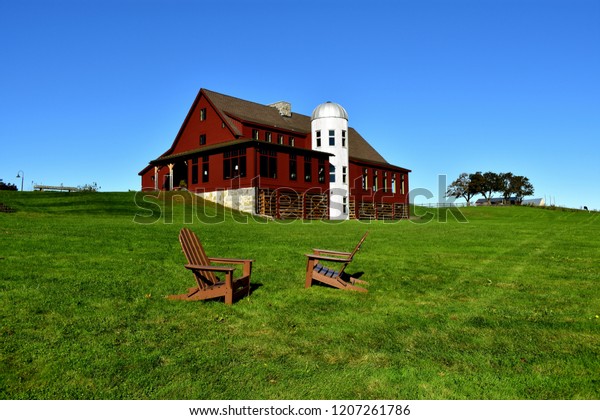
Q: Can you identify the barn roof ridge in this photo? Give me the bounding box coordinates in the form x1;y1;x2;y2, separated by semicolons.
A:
201;88;389;165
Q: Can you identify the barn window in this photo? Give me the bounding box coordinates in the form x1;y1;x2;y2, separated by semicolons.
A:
252;129;259;140
191;157;198;184
223;148;247;179
289;136;295;147
304;156;312;182
202;156;209;183
362;168;369;190
259;148;277;178
199;134;206;145
278;134;284;145
318;159;326;183
401;174;405;194
316;130;321;147
265;132;272;143
391;174;397;194
373;171;378;192
289;154;297;181
383;172;388;192
329;130;335;146
200;108;207;121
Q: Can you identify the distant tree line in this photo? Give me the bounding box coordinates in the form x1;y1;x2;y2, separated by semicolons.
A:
446;172;534;206
78;182;100;192
0;179;18;191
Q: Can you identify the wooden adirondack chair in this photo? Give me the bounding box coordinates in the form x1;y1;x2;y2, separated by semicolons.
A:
305;231;369;292
168;228;252;305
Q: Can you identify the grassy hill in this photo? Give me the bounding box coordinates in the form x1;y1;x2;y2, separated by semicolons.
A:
1;191;599;399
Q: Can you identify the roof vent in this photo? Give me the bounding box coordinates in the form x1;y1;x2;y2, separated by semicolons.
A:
269;101;292;117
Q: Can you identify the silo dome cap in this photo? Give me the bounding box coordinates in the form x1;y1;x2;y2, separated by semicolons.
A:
311;101;348;120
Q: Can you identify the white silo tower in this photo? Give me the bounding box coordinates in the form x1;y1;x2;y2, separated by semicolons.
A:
311;101;350;220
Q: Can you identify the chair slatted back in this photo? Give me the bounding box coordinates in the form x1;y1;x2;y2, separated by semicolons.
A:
350;231;369;259
334;232;369;276
179;228;218;287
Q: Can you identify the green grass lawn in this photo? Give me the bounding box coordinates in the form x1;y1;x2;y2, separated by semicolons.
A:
1;191;599;399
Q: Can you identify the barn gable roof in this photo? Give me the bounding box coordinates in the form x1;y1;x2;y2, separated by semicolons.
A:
202;88;389;165
140;87;401;175
203;89;311;135
347;127;388;164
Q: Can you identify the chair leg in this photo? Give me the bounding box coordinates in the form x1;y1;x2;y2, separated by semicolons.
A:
224;272;234;305
305;259;316;288
344;282;368;293
350;277;369;285
225;293;233;305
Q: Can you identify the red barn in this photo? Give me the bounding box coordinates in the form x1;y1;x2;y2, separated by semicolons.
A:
139;88;410;220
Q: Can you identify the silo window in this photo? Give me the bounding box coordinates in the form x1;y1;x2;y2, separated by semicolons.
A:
342;130;346;147
316;130;321;147
329;130;335;146
330;164;336;183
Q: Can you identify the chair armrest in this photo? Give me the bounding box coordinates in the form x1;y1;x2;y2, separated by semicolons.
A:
208;257;254;265
312;248;352;257
305;254;352;263
185;264;235;273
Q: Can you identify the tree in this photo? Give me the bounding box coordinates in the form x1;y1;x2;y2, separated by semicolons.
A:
480;171;503;204
499;172;534;204
468;171;486;200
511;175;534;204
446;173;479;206
0;179;18;191
78;182;100;192
499;172;515;204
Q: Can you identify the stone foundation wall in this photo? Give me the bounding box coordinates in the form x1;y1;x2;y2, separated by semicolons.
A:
195;187;256;214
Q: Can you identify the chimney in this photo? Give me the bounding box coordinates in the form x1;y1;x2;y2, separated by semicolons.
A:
269;101;292;117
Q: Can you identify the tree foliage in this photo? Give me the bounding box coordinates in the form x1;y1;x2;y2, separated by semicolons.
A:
0;179;18;191
480;171;503;204
447;171;534;205
510;175;534;204
446;173;479;206
77;182;100;192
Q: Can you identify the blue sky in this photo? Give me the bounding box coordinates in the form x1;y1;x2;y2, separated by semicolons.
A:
1;0;599;209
